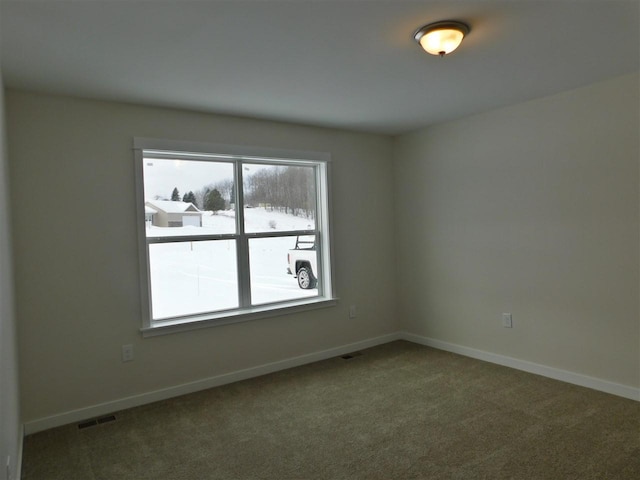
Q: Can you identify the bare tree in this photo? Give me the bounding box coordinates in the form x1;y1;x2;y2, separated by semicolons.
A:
244;166;315;219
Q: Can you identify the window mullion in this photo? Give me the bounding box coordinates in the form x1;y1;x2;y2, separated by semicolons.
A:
313;166;324;297
235;160;252;307
135;149;153;329
146;233;237;244
316;164;330;298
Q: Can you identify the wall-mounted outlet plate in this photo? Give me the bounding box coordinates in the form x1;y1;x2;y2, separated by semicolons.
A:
349;305;357;319
502;313;513;328
121;344;134;362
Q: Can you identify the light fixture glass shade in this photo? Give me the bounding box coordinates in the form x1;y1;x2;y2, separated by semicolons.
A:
414;21;470;57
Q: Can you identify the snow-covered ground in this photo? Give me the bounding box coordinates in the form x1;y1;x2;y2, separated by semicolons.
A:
147;207;317;320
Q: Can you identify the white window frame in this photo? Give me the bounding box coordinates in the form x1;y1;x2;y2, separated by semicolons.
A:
134;138;337;337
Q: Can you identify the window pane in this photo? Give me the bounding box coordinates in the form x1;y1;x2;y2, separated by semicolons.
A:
143;158;236;236
149;240;238;319
249;236;318;305
242;164;316;233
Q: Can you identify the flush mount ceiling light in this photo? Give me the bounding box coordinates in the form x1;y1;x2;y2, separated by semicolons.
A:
414;20;470;57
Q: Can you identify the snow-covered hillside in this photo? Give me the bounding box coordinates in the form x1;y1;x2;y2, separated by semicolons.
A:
146;207;317;320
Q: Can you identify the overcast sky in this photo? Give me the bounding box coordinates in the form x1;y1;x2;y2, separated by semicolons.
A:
143;158;268;201
143;158;231;200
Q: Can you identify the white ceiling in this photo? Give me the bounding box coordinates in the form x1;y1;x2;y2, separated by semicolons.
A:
1;0;638;134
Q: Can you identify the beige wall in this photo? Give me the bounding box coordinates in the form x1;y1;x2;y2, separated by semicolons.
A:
0;35;22;479
394;73;640;388
6;72;639;428
7;91;397;423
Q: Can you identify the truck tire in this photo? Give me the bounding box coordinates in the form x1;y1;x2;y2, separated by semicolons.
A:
297;266;317;289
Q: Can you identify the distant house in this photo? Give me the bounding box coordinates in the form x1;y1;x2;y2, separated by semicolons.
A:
145;200;203;227
144;206;157;227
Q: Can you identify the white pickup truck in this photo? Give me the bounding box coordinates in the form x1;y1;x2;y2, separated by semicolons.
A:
286;236;318;289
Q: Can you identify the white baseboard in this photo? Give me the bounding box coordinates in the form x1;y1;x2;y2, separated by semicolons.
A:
23;332;402;435
400;332;640;402
23;330;638;435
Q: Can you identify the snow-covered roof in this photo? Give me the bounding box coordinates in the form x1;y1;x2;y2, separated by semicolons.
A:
145;206;157;214
145;200;201;214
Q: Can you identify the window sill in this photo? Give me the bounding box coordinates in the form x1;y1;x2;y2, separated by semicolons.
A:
141;297;339;338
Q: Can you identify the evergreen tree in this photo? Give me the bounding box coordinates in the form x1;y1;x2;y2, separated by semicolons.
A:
204;188;225;213
182;191;197;206
171;187;180;201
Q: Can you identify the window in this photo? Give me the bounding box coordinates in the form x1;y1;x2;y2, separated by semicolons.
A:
134;139;335;335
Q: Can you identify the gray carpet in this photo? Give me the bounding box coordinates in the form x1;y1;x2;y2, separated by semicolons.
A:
21;341;640;479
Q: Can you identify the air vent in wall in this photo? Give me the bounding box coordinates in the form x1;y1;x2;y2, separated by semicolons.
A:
78;415;116;429
341;351;363;360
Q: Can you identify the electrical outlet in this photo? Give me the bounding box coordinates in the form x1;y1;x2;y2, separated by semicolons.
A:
502;313;513;328
121;344;134;362
349;305;357;319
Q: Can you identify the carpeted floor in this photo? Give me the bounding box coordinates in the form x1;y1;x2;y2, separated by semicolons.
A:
21;341;640;479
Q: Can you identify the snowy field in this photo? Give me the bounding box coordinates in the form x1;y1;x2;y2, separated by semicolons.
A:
147;207;317;320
